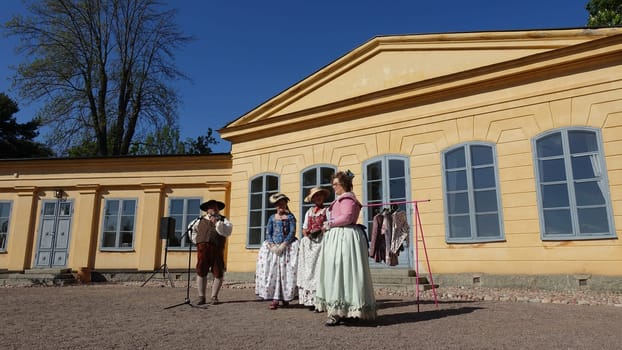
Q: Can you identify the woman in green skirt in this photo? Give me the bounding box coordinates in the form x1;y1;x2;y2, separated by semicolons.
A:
315;170;377;326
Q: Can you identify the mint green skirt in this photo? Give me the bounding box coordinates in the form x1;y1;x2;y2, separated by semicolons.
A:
315;225;377;320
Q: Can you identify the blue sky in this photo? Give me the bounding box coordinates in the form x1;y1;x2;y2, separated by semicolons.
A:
1;0;591;153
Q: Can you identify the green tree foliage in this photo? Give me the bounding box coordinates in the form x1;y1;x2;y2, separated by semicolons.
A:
183;128;219;154
0;92;53;158
128;125;185;155
586;0;622;26
4;0;192;156
127;127;218;155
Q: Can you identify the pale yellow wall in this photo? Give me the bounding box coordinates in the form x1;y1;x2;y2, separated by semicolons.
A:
226;61;622;276
280;49;551;115
0;187;38;270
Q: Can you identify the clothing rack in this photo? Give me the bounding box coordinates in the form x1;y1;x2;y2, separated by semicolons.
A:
363;199;438;311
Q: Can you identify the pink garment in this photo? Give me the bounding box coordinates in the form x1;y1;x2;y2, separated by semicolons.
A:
328;192;362;227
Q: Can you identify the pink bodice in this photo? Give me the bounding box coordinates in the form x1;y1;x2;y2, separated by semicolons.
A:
328;192;362;227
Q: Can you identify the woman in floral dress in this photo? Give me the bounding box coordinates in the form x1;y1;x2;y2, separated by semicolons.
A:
255;193;299;309
297;186;330;311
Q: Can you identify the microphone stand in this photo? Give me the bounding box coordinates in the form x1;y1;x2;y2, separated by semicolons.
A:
141;236;174;288
164;219;199;310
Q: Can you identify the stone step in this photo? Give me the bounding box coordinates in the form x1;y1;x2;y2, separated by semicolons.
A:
370;268;417;277
372;275;430;285
9;273;76;280
374;283;440;293
24;268;72;275
1;269;77;286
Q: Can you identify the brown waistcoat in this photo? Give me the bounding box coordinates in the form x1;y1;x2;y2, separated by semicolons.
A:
195;217;225;248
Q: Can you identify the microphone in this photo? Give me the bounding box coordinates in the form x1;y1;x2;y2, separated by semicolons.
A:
206;214;225;222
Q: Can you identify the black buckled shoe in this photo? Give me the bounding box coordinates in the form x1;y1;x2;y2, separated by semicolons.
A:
324;315;341;327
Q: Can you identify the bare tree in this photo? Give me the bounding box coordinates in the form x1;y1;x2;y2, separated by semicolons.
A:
4;0;192;156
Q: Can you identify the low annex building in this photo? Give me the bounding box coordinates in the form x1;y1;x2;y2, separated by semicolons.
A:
1;28;621;289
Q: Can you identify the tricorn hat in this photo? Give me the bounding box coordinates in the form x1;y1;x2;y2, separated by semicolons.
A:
200;199;225;211
269;193;290;204
304;187;330;203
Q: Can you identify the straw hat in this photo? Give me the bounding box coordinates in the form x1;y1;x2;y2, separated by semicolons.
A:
269;193;290;204
304;187;330;203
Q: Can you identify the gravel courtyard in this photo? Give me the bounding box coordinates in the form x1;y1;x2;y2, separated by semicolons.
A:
1;281;621;350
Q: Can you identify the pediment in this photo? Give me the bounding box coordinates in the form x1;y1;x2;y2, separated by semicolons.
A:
221;28;622;141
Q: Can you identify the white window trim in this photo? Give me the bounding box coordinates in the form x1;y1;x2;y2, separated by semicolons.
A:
100;198;138;251
532;127;616;240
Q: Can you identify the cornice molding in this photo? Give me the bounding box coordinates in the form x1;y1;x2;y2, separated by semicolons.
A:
141;183;165;193
0;154;232;173
76;184;101;195
14;186;37;196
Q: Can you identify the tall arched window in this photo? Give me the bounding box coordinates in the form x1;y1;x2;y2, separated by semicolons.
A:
300;165;336;233
533;128;615;239
442;143;504;243
248;173;279;247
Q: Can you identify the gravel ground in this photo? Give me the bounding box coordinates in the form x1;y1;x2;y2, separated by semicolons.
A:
1;281;621;350
378;285;622;307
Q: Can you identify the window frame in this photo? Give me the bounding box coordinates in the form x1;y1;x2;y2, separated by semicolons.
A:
441;142;505;243
0;201;12;252
167;197;202;250
100;198;138;251
532;127;616;240
363;155;412;222
247;173;280;248
362;155;413;266
299;164;336;234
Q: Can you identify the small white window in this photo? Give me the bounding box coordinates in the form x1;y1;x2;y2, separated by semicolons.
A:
101;199;137;250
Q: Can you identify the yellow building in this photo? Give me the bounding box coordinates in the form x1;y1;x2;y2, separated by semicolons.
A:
0;155;231;275
1;28;621;289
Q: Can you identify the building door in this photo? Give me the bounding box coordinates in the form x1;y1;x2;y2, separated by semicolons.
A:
34;200;74;268
363;156;412;269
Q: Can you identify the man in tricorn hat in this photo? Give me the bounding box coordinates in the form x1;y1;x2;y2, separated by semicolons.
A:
189;199;233;305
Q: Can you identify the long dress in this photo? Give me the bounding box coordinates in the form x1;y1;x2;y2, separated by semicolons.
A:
315;192;377;320
297;206;327;307
255;213;299;302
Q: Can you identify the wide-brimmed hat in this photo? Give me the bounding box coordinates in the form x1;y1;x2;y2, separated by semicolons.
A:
200;199;225;211
269;193;290;204
304;187;330;203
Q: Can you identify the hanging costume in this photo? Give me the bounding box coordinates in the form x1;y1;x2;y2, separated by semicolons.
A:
369;211;386;263
369;209;409;266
